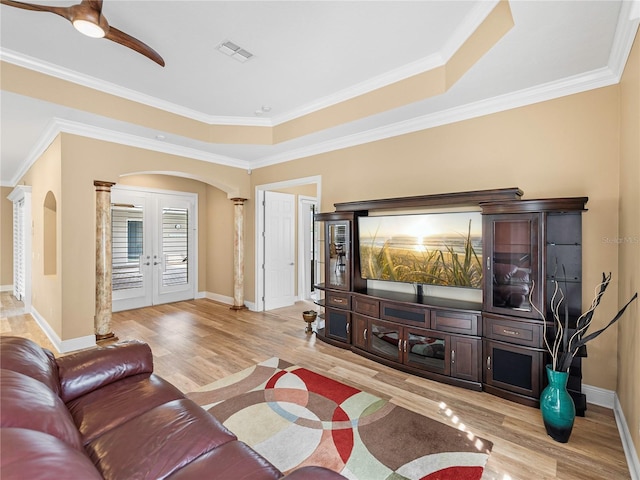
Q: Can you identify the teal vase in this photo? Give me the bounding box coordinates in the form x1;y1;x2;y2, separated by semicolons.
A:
540;365;575;443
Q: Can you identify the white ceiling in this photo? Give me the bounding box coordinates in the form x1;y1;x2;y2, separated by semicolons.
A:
1;0;639;186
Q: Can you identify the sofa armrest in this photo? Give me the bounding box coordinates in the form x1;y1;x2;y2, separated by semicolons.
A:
57;340;153;403
282;466;347;479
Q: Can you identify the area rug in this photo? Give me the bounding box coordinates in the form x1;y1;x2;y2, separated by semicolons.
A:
186;358;492;480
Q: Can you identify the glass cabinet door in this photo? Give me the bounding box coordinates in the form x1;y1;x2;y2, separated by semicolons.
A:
404;328;450;375
369;319;402;362
484;214;541;318
326;220;350;290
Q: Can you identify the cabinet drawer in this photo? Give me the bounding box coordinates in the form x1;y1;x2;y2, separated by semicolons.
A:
483;315;543;348
380;301;428;326
431;310;480;336
326;292;351;310
353;295;380;318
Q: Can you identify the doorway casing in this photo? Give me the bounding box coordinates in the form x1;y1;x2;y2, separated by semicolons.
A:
254;175;321;312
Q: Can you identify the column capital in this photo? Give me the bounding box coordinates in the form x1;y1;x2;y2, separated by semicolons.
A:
94;180;116;191
230;197;248;205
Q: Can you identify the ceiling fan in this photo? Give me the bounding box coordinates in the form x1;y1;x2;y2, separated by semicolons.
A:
0;0;165;66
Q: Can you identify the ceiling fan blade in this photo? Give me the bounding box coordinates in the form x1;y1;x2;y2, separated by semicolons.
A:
105;26;165;67
83;0;102;13
0;0;72;20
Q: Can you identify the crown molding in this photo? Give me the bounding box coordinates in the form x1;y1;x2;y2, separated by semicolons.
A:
608;0;640;81
252;66;620;169
8;118;60;187
8;117;250;186
0;48;271;127
52;118;250;168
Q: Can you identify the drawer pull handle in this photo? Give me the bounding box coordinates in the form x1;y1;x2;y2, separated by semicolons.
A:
333;298;345;304
404;340;407;353
346;323;350;335
451;350;455;364
398;339;402;352
364;328;367;341
502;329;519;336
487;356;491;370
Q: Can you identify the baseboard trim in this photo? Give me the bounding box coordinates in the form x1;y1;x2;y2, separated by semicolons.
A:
614;395;640;480
0;284;13;292
583;384;638;479
583;383;616;408
29;307;96;354
202;291;257;311
203;292;233;305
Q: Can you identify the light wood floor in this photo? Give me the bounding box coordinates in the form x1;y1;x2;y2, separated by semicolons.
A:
1;293;630;480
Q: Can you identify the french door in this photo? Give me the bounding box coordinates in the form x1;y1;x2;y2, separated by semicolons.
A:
111;187;196;312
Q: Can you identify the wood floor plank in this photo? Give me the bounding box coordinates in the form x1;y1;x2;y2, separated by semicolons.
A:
0;294;632;480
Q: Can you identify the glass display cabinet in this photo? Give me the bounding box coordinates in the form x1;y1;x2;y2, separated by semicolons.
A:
313;211;367;348
481;198;588;409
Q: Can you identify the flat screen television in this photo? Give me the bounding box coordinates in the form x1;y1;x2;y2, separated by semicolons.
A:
358;211;483;289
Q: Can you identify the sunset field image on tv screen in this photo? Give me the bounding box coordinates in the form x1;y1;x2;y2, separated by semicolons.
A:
358;211;483;289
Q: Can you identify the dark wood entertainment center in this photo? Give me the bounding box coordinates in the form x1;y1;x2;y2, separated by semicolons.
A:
313;188;588;411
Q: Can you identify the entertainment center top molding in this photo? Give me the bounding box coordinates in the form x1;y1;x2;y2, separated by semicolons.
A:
333;187;524;212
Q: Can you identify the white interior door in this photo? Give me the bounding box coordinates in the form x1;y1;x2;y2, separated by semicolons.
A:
264;191;295;310
112;188;196;312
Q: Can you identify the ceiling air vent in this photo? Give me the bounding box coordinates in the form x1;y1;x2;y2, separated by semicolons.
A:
217;40;254;63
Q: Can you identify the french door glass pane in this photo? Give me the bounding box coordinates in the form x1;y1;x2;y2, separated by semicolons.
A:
162;208;188;287
112;206;144;291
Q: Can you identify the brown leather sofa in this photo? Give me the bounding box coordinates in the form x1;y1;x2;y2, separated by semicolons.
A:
0;336;345;480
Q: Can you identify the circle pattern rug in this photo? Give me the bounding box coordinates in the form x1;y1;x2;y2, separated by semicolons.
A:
187;357;492;480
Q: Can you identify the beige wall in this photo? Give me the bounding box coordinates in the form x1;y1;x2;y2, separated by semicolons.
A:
251;85;622;392
205;185;235;299
617;31;640;459
21;137;63;337
1;186;15;287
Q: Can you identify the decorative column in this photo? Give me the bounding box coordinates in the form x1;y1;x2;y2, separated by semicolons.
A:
94;181;117;341
230;198;248;310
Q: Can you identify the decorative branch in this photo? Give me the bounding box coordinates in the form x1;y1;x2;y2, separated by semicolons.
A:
530;271;637;373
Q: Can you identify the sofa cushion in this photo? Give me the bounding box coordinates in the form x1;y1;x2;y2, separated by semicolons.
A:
0;336;60;395
166;441;283;480
66;373;184;444
86;398;237;480
0;428;103;480
57;339;154;402
0;369;83;450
